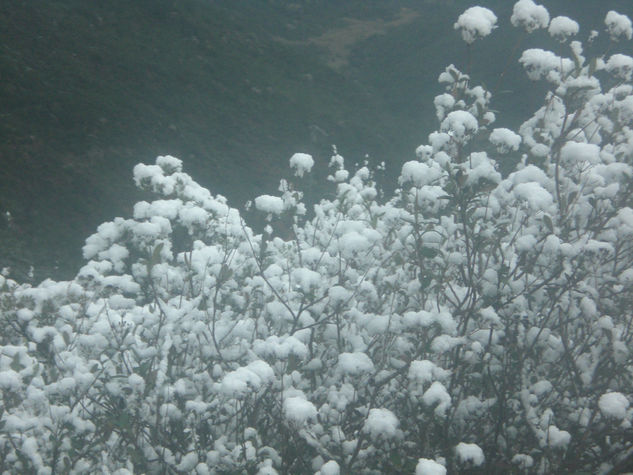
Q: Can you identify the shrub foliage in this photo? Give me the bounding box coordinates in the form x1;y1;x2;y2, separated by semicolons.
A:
1;2;633;474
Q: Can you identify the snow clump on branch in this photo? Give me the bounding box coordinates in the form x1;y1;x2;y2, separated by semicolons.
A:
453;6;497;44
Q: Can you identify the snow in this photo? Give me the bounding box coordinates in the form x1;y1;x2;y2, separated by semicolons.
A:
440;111;478;140
0;370;21;391
363;408;399;439
156;155;183;173
546;425;571;448
605;11;633;42
146;201;183;225
422;381;452;416
332;169;349;182
317;461;340;475
176;452;198;472
463;152;501;187
584;239;614;255
2;7;633;473
416;458;446;475
513;182;553;210
519;49;572;81
599;392;630;419
434;93;456;121
512;454;534;469
548;16;579;42
489;128;521;153
337;352;374;375
409;360;450;384
510;165;549;185
516;234;537;252
220;360;274;398
16;308;34;322
179;204;209;228
254;195;284;215
416;144;434;161
291;267;321;291
620;268;633;285
283;396;317;425
289;153;314;177
511;0;550;33
402;310;456;333
328;286;351;306
454;7;498;44
399;161;443;187
531;380;553;396
455;442;484;466
257;461;279;475
431;335;464;353
480;306;501;325
337;231;370;257
606;54;633;81
21;437;45;472
253;335;308;360
560;142;601;166
429;131;452;152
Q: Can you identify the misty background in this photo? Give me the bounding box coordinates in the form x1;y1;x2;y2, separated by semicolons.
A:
0;0;628;282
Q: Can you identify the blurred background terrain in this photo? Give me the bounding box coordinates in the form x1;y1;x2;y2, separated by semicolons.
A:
0;0;628;282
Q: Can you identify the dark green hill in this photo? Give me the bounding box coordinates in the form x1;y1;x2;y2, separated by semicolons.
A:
0;0;628;281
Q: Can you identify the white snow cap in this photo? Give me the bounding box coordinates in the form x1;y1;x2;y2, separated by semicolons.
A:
599;391;630;419
605;11;633;41
455;442;485;466
560;142;601;166
399;161;443;187
317;460;340;475
283;396;317;425
454;6;498;44
548;16;579;42
416;458;447;475
156;154;183;173
546;425;571;448
363;408;400;439
606;54;633;81
422;381;452;416
220;360;275;398
289;152;314;177
440;110;478;140
337;352;374;375
254;195;284;215
511;0;550;33
512;454;534;469
519;48;572;81
409;360;450;385
489;128;522;153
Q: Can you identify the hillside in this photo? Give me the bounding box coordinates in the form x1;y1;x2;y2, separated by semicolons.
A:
0;0;628;281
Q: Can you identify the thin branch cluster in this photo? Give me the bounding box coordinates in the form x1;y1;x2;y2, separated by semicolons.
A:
1;2;632;474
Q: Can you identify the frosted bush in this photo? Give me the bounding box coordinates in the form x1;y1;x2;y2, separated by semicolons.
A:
605;10;633;41
606;53;633;81
548;16;579;42
454;442;485;466
289;152;314;178
599;392;630;420
511;0;550;33
416;458;446;475
489;127;522;152
453;6;497;44
363;408;400;440
1;2;632;474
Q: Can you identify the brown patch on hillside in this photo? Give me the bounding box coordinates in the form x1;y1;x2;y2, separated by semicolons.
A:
277;8;420;70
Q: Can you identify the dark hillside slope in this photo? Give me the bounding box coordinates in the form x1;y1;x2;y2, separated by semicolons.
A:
0;0;628;281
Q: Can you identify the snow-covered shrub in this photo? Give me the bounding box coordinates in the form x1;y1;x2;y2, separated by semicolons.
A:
1;2;632;473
